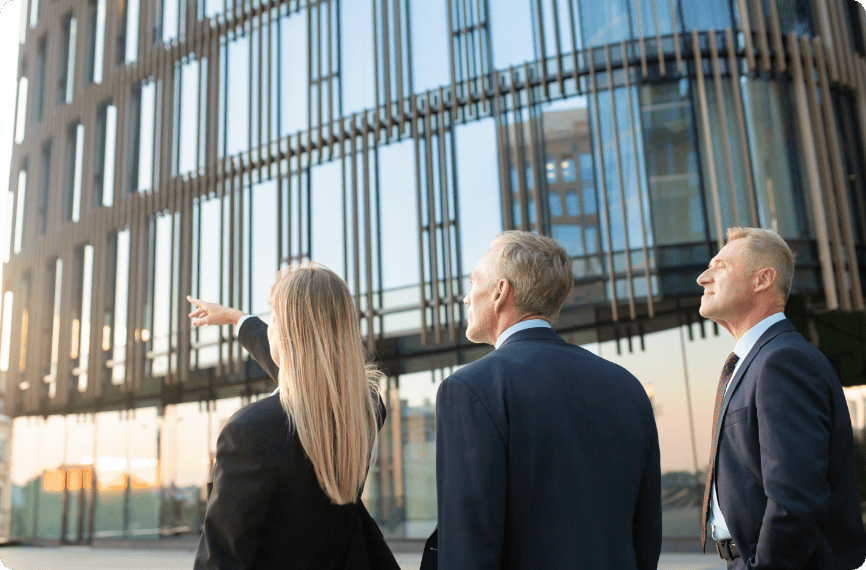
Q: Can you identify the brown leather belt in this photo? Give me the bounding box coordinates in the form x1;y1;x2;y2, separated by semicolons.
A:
716;539;740;560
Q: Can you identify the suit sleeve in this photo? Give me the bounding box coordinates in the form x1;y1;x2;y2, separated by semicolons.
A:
749;347;832;570
436;378;506;570
237;317;280;382
193;420;277;570
632;409;662;570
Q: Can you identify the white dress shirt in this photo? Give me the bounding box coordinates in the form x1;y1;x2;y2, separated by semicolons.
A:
494;319;552;349
709;311;786;540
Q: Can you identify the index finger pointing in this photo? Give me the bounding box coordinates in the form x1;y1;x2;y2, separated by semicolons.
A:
187;295;204;309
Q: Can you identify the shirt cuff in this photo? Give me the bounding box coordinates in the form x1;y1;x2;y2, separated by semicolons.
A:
236;314;253;334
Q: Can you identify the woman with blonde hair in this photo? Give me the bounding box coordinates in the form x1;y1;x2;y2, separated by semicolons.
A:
187;263;398;570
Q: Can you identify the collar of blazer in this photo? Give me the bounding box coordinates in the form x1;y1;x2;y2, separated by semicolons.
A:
712;318;797;453
497;326;566;349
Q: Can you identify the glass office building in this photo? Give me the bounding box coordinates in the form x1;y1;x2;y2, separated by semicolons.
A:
4;0;866;544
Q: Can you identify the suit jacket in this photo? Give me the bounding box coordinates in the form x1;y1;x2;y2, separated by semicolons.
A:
193;316;395;570
714;318;866;569
428;327;662;570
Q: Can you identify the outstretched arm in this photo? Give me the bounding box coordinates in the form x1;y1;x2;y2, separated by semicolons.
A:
187;296;279;381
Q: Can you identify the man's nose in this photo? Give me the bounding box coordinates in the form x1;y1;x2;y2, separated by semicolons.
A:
697;270;710;286
463;293;470;305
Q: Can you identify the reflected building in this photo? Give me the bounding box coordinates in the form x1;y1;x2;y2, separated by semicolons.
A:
4;0;866;545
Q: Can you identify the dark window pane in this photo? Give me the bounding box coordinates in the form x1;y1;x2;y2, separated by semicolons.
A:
566;190;580;216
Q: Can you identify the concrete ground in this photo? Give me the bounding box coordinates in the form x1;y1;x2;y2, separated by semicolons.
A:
0;545;728;569
15;545;866;570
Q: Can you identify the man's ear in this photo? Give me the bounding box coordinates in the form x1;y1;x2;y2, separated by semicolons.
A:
493;278;511;312
753;267;777;293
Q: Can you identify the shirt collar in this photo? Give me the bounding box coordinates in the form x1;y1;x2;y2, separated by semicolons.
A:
733;312;786;360
494;319;552;349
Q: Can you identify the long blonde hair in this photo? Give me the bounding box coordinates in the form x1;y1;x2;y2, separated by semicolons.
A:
268;263;383;504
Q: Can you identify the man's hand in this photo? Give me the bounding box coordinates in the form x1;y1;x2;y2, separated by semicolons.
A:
187;295;247;327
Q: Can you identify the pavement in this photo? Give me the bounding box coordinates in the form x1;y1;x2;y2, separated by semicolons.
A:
0;546;729;569
18;544;866;570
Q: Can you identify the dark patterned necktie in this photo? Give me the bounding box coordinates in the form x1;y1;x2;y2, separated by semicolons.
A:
700;352;740;552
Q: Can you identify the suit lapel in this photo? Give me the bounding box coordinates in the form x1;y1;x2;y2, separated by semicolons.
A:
712;319;796;455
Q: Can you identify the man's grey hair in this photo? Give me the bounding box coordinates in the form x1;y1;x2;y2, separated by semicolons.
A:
490;231;574;323
726;227;795;302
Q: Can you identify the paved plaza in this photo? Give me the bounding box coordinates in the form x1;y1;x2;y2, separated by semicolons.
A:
6;544;866;569
0;545;728;569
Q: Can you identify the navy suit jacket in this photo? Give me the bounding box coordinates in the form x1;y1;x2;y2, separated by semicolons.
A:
431;327;662;569
714;319;866;569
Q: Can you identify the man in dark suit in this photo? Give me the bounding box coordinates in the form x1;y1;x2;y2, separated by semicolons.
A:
421;231;662;570
697;227;866;569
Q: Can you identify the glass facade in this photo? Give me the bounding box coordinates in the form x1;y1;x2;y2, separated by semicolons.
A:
5;0;866;544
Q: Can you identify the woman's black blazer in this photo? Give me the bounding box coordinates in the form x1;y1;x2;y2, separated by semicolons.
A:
193;316;387;570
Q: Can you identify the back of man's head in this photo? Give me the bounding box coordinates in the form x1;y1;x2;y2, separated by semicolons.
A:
726;227;795;303
491;231;573;323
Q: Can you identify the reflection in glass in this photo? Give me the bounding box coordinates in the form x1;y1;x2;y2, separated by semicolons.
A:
741;77;808;238
110;229;130;384
225;33;250;157
578;0;633;47
162;0;179;43
680;0;731;30
94;103;117;207
193;197;220;368
59;15;77;105
66;123;84;222
14;77;27;144
149;214;173;377
489;0;534;69
70;244;94;393
341;1;374;115
125;0;139;64
135;82;156;192
540;97;604;282
772;0;813;36
640;81;704;246
278;13;307;136
0;292;13;372
14;169;27;254
38;142;50;235
249;180;278;316
411;0;449;92
85;0;106;84
455;119;501;276
34;38;46;123
177;59;200;175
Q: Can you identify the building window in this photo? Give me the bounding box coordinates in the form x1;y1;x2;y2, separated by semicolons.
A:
107;229;130;385
548;192;563;216
0;292;13;372
94;102;117;207
175;58;201;176
85;0;107;84
565;190;580;217
34;38;46;123
561;157;576;182
65;123;85;222
38;142;51;235
58;14;77;105
124;0;139;64
131;81;157;193
14;167;28;254
70;245;94;393
545;156;557;183
44;258;63;399
28;0;39;29
14;75;28;144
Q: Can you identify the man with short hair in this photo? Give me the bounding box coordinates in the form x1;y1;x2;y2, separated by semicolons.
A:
422;230;662;570
698;227;866;569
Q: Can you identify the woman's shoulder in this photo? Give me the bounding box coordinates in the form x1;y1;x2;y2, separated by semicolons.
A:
224;393;287;438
